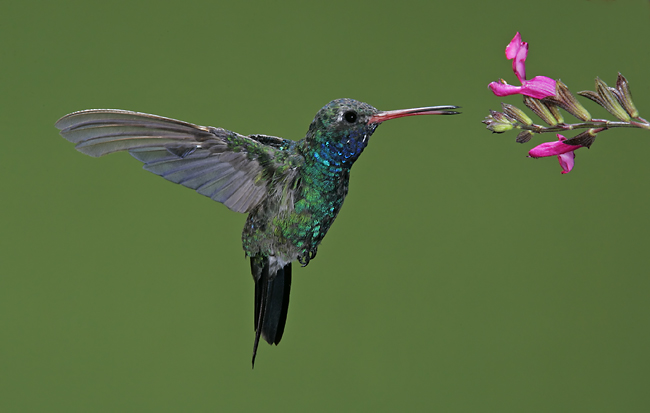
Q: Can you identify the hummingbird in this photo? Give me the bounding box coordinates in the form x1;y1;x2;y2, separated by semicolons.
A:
56;98;459;366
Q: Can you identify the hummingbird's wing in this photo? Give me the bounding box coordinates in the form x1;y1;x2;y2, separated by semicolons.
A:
56;109;294;214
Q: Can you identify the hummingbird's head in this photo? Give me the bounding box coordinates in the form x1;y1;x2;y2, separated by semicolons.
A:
303;98;459;167
307;99;380;142
303;99;380;166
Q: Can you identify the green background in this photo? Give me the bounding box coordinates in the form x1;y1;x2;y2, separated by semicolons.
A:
3;0;650;411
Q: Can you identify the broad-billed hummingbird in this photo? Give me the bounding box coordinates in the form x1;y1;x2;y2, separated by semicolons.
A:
56;98;459;366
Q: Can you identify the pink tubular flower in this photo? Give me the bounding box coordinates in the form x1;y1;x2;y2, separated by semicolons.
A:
528;134;583;174
489;32;556;99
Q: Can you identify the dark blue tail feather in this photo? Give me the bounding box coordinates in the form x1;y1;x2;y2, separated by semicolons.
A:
251;258;292;367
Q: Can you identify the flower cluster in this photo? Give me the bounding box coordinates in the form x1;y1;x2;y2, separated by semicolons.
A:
488;33;556;100
483;32;648;174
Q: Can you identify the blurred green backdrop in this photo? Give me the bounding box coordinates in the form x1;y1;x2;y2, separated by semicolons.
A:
2;0;650;411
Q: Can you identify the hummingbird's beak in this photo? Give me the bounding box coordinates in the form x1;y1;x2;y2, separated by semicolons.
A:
368;105;460;124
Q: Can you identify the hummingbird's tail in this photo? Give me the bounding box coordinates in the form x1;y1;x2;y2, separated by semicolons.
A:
250;257;292;368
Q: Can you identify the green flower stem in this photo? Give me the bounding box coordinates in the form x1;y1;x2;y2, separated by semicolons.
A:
516;118;650;134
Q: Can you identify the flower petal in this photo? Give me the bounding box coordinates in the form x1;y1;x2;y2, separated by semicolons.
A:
558;151;575;174
512;41;528;83
505;32;528;82
505;32;522;60
520;76;556;99
528;134;582;158
488;81;523;97
490;33;556;99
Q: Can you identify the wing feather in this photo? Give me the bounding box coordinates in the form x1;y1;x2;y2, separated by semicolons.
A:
56;109;298;213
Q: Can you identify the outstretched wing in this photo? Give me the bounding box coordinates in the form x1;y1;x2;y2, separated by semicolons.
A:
56;109;295;213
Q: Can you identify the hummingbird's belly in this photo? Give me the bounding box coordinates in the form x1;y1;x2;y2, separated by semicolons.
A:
242;163;350;264
241;193;344;264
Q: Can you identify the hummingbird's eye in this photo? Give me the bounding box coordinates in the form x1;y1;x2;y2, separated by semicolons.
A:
343;111;357;123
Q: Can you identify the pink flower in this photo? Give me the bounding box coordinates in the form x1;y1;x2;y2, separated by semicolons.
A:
528;134;583;174
489;32;556;99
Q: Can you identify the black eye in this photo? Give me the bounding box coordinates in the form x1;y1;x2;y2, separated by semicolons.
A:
344;110;357;123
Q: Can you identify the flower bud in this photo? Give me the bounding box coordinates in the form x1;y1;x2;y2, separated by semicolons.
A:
516;130;534;143
579;77;630;121
543;80;592;121
501;103;533;126
562;128;601;148
523;96;558;126
545;103;564;124
482;110;514;132
615;73;639;118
